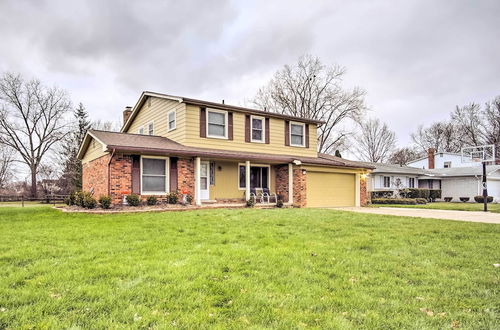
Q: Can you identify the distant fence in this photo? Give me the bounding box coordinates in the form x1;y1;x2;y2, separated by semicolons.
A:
0;194;70;206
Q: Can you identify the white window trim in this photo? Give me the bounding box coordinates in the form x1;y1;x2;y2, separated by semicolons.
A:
238;163;270;190
140;155;170;195
138;126;145;135
206;108;228;139
289;121;306;147
167;110;176;132
383;176;391;188
250;115;265;143
147;121;154;136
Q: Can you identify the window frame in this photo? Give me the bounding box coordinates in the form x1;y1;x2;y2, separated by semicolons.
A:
138;126;144;135
168;110;176;132
147;121;154;136
443;161;451;168
250;115;265;143
238;163;271;190
140;155;169;195
206;108;228;139
408;177;415;188
383;176;391;188
289;121;306;147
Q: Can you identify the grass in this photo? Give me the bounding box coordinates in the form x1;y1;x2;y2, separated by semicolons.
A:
371;202;500;213
0;206;499;329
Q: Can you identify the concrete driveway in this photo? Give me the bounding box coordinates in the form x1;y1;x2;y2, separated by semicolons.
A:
337;207;500;224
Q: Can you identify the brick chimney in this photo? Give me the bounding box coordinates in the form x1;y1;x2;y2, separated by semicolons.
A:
427;148;435;169
123;106;132;124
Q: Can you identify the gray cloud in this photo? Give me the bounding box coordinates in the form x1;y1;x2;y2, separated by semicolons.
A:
0;0;498;148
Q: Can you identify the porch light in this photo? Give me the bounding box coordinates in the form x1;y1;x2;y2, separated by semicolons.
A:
361;174;368;179
302;169;306;175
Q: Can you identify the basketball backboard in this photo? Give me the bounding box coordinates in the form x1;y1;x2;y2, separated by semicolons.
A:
461;145;496;163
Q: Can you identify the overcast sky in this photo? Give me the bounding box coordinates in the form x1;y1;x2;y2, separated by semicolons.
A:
1;0;499;149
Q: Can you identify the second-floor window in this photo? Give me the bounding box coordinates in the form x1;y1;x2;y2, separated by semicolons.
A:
148;122;154;135
290;122;305;147
383;176;391;188
207;109;227;138
251;116;264;143
409;177;415;188
168;110;176;131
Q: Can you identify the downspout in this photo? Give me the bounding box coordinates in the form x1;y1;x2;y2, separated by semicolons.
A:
107;148;116;196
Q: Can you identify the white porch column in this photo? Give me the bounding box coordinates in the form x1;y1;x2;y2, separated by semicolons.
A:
355;173;361;207
288;163;293;204
195;156;201;206
245;160;251;201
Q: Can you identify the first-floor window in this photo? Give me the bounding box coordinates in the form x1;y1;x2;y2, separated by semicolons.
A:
142;157;167;193
409;178;415;188
383;176;391;188
239;165;269;189
429;180;434;189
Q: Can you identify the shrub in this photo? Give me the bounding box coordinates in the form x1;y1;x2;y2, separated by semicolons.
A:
99;196;112;209
75;191;85;207
65;192;77;206
444;197;453;202
83;195;97;209
429;189;441;201
146;196;158;205
126;194;141;206
416;198;427;205
167;192;179;204
403;188;431;200
459;197;470;202
276;200;284;208
371;191;394;199
185;194;193;205
371;198;417;205
473;195;493;203
246;198;255;208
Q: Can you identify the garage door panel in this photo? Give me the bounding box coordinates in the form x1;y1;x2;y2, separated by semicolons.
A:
307;172;355;207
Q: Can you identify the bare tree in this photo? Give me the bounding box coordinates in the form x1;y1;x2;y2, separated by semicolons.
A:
411;121;462;153
253;55;366;154
0;144;14;189
355;118;396;163
92;119;121;132
0;73;71;197
388;147;421;165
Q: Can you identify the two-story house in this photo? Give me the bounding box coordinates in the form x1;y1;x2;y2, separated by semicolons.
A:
77;91;373;207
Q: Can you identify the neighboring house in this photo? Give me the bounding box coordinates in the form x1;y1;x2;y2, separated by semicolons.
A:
77;91;373;207
408;148;481;169
366;158;500;202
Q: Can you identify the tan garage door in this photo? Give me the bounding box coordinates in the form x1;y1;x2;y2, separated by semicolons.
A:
307;172;356;207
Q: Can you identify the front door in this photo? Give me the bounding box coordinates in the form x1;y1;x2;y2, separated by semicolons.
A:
200;161;210;200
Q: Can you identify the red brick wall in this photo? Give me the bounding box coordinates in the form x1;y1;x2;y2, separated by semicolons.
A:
360;176;368;206
82;154;110;199
177;158;195;204
274;164;289;202
109;154;133;204
293;168;307;207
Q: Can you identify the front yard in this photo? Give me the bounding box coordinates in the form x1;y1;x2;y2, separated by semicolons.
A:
371;202;500;213
0;206;499;328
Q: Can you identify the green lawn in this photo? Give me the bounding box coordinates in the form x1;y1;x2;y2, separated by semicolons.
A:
0;206;499;329
371;202;500;213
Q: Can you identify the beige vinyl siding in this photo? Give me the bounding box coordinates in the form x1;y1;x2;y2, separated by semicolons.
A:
82;138;108;164
184;105;318;157
126;97;187;143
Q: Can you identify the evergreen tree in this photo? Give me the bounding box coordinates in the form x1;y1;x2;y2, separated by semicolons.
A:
59;103;91;193
335;150;342;158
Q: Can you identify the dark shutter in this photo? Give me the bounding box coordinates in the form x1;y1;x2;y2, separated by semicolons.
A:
265;118;270;144
228;112;233;140
132;155;141;194
170;158;178;192
284;121;290;146
199;107;206;138
305;124;309;148
245;115;251;142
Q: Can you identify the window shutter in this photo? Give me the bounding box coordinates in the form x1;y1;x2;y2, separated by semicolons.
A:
265;118;270;144
199;107;206;138
228;112;233;140
170;158;178;192
132;155;141;194
245;115;251;142
284;121;290;146
305;124;309;148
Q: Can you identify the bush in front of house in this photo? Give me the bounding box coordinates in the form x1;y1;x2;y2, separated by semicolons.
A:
126;194;141;206
83;195;97;209
65;192;77;206
146;196;158;205
99;196;112;209
276;199;284;208
444;197;453;202
402;188;431;200
371;191;394;199
185;194;193;205
246;197;255;208
416;198;427;204
371;198;418;205
473;195;493;203
429;189;441;202
167;192;179;204
459;197;470;202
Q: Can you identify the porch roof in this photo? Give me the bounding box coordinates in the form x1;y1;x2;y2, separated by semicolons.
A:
81;130;374;170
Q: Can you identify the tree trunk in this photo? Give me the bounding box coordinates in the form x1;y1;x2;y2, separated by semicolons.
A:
31;167;37;198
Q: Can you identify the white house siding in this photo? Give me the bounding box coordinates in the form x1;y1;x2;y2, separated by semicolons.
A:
369;174;419;191
408;153;481;169
440;177;480;202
